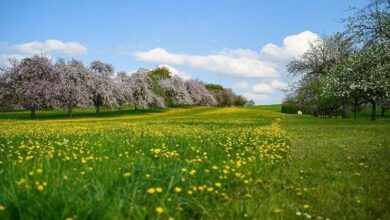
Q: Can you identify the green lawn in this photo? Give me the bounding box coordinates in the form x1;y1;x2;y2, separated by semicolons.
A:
0;106;388;219
280;114;390;219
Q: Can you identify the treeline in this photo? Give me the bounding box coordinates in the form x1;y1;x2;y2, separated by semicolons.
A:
0;56;251;118
282;0;389;120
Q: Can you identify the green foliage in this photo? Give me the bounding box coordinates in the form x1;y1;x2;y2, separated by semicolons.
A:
148;67;172;80
281;103;299;114
147;67;171;101
204;83;224;91
286;0;390;120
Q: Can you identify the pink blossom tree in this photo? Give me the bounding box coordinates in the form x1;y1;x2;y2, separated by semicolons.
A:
87;61;117;114
113;71;133;111
55;59;91;117
161;76;193;106
5;55;60;118
129;69;165;109
184;79;217;106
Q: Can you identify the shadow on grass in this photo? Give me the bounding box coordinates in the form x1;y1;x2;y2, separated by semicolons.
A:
0;107;165;120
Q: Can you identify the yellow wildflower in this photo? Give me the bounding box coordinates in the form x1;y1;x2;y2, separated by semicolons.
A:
147;188;156;194
36;185;44;191
155;207;164;214
36;168;43;174
123;172;131;177
273;208;282;213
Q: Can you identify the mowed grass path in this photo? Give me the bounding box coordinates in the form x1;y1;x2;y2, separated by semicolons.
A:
0;106;389;219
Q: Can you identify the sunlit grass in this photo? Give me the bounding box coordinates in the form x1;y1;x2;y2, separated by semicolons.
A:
0;106;389;219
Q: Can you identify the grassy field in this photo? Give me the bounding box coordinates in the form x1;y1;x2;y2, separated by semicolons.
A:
0;106;389;219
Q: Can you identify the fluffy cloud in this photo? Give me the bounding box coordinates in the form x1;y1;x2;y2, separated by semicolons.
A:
260;31;319;62
0;54;29;66
233;79;288;103
252;83;274;94
14;40;87;55
232;81;250;90
242;92;269;102
270;79;288;90
134;48;278;79
0;40;87;66
134;31;319;80
158;64;192;80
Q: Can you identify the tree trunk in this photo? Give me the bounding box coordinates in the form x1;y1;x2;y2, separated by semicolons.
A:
67;107;73;118
354;97;358;120
381;108;386;117
342;97;349;119
30;108;36;119
96;105;100;115
371;99;377;121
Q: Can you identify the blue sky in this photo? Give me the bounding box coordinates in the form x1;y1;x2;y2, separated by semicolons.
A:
0;0;366;104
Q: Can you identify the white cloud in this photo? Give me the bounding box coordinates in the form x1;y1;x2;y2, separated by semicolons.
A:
134;48;278;79
14;40;87;55
243;92;269;102
260;31;319;62
136;48;185;65
0;54;29;66
233;79;288;104
270;79;288;90
252;83;274;94
232;81;250;90
134;31;319;80
220;48;259;59
158;64;192;80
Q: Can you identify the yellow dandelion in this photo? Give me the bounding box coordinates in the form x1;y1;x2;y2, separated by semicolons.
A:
215;182;222;187
36;168;43;174
189;169;196;175
36;185;44;191
147;188;156;194
0;205;5;211
155;206;164;214
123;172;131;177
16;178;26;185
303;204;310;209
156;187;163;193
273;208;282;214
174;187;182;193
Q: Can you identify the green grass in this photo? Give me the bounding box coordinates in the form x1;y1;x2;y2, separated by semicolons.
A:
0;106;389;219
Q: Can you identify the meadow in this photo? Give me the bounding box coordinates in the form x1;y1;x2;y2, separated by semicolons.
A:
0;106;389;220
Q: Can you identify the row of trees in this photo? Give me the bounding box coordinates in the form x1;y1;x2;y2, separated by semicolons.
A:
0;56;250;118
283;0;389;120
